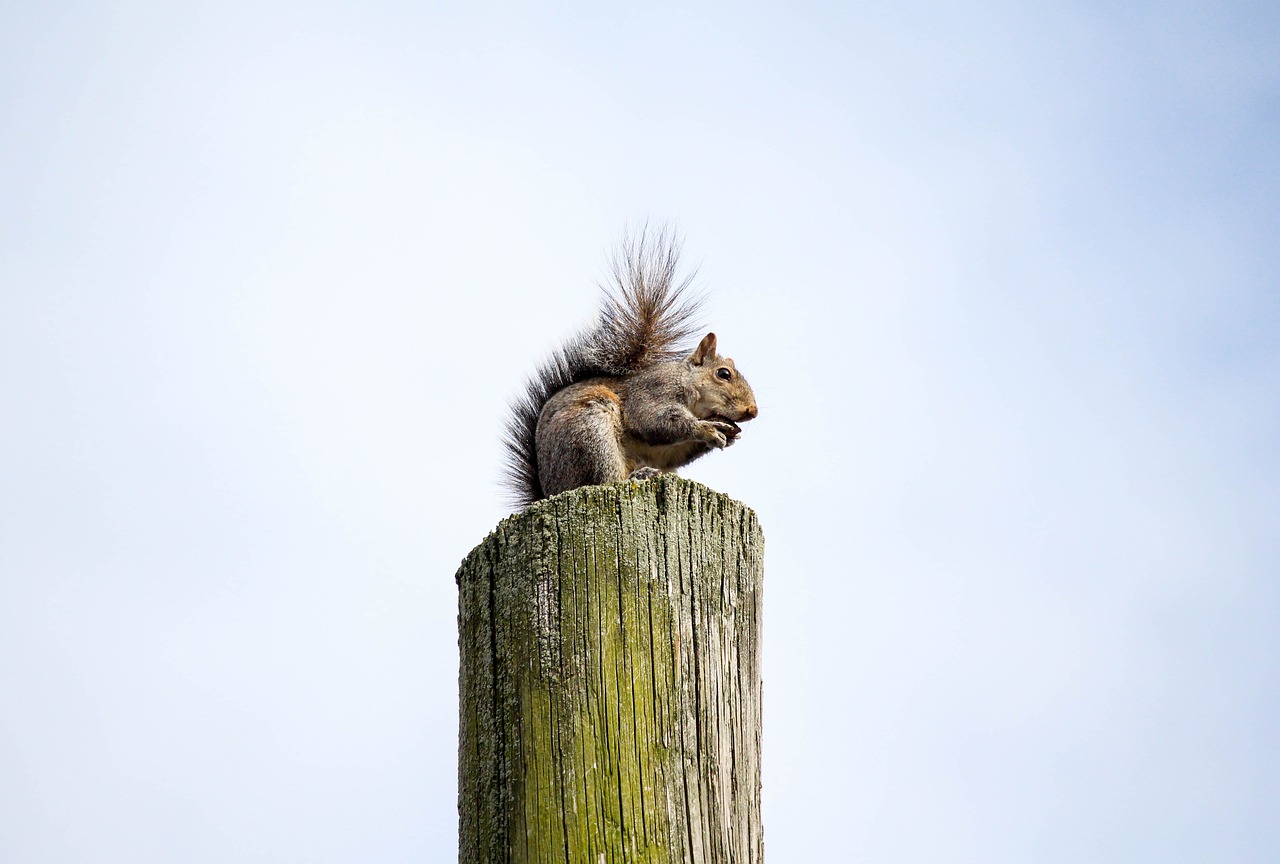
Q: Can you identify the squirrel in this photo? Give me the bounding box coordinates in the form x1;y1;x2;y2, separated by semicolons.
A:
502;228;759;508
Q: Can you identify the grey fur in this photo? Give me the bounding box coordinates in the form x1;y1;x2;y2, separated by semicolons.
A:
501;228;758;508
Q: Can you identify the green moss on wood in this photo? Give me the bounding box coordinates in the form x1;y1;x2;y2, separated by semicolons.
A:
457;477;764;864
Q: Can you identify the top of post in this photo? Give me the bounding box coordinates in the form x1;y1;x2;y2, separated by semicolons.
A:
457;476;761;581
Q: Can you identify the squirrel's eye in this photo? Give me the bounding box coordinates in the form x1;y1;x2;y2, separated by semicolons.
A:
716;367;733;381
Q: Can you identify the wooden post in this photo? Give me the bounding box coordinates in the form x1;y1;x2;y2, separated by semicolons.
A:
457;476;764;864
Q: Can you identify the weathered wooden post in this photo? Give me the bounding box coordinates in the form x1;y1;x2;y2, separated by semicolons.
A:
457;476;764;864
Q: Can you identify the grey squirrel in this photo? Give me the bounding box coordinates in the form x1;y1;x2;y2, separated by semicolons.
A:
502;229;759;508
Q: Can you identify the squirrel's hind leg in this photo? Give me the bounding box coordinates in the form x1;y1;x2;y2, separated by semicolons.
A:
536;383;628;497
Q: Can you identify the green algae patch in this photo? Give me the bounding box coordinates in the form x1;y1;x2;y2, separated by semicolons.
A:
457;477;764;864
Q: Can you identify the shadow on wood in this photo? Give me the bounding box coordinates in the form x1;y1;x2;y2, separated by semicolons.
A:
457;476;764;864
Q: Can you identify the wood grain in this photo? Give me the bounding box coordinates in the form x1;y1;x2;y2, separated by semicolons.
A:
457;476;764;864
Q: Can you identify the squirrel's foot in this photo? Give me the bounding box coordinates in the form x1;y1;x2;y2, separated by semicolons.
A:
629;467;662;482
715;419;742;447
698;419;738;449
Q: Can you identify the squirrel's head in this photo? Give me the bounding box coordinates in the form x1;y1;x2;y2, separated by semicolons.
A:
687;332;759;424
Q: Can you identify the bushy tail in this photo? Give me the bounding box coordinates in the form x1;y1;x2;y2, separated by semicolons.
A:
501;226;703;508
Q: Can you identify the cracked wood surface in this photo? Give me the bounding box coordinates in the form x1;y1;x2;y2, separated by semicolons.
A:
457;477;764;864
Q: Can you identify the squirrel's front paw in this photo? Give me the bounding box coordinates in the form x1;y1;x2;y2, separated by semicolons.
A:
703;418;744;448
716;419;742;447
698;420;731;449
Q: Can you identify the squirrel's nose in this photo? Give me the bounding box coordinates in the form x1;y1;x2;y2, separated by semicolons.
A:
743;404;758;420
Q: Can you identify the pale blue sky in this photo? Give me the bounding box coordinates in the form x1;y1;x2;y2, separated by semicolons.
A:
2;2;1277;862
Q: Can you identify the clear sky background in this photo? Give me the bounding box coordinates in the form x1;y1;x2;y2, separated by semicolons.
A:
2;2;1277;862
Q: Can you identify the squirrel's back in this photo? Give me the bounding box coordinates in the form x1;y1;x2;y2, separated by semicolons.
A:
501;228;703;507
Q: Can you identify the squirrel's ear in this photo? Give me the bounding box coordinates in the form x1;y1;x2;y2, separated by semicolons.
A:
690;332;718;365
